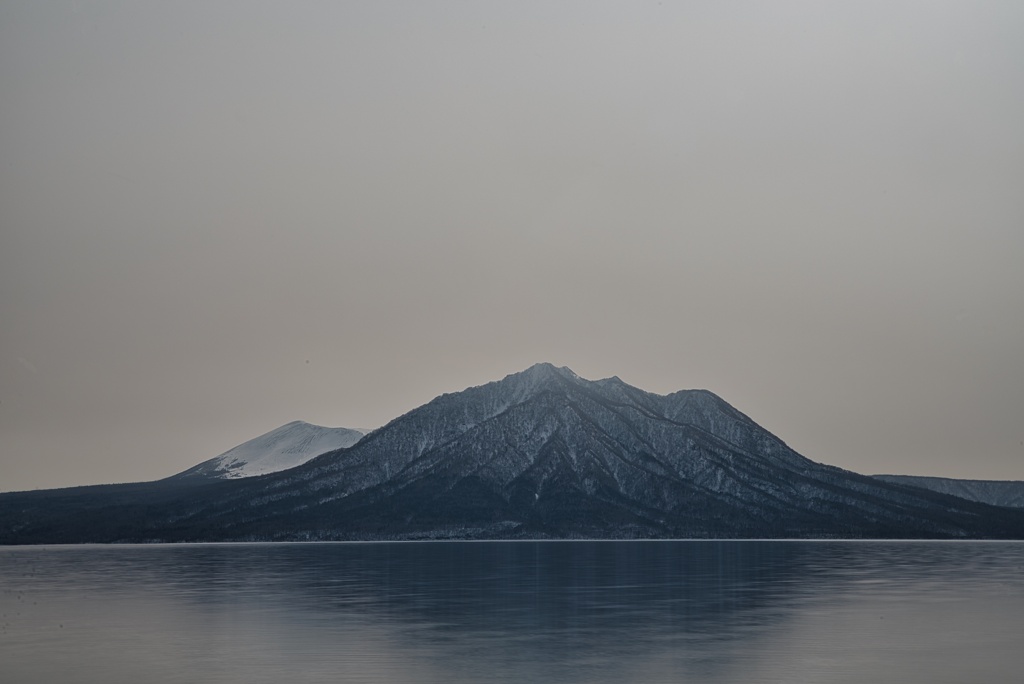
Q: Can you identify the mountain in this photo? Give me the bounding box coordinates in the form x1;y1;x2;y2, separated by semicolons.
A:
873;475;1024;508
2;363;1023;543
171;421;365;480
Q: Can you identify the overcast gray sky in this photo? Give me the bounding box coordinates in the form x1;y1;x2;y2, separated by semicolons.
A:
2;1;1022;492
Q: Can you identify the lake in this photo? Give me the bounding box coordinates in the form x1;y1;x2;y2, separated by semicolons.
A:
2;541;1022;683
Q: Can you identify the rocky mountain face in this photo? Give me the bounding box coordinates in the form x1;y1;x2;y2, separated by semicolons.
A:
2;363;1023;543
171;421;365;480
873;475;1024;508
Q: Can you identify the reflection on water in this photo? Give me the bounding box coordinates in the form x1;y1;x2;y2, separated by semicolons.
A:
2;541;1023;683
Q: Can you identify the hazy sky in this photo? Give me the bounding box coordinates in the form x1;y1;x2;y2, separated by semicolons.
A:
2;1;1022;492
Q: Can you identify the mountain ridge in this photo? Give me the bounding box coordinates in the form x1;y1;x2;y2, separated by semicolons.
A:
873;474;1024;508
2;363;1023;543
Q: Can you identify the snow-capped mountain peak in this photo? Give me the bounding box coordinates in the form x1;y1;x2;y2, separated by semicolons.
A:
172;421;364;479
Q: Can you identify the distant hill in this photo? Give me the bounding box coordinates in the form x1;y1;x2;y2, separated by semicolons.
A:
2;363;1023;543
171;421;365;480
873;475;1024;508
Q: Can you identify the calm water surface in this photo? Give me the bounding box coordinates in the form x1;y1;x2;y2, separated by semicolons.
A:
1;541;1022;683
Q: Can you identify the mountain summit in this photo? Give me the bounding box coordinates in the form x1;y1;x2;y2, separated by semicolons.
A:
171;421;364;480
2;364;1023;542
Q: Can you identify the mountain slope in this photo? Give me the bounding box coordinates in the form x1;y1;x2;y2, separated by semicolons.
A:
2;364;1023;543
873;475;1024;508
171;421;365;479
